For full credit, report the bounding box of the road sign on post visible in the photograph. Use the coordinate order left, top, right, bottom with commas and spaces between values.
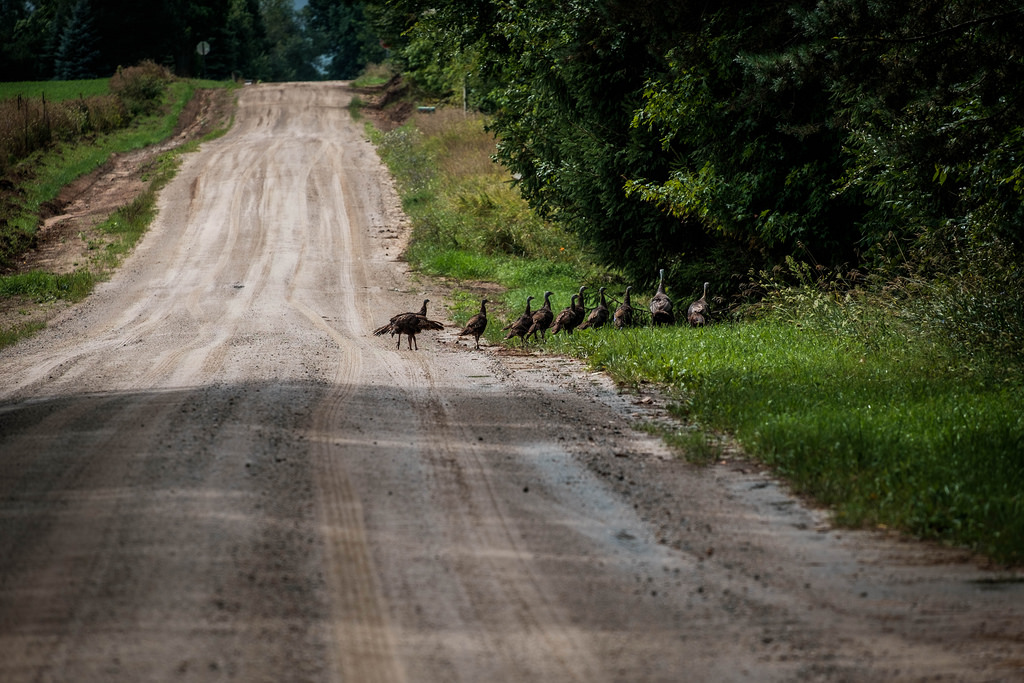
196, 41, 210, 78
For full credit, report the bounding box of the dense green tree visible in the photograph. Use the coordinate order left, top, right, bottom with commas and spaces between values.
203, 0, 267, 79
366, 0, 1024, 286
0, 0, 62, 80
0, 0, 338, 81
305, 0, 385, 79
486, 1, 686, 281
632, 0, 1024, 270
368, 0, 792, 283
54, 0, 101, 79
365, 0, 505, 108
625, 3, 860, 264
257, 0, 320, 81
794, 1, 1024, 258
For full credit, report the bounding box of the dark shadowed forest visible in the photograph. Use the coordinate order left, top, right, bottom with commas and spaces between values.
0, 0, 382, 81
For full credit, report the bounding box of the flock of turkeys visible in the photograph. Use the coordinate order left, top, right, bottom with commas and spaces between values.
374, 270, 710, 351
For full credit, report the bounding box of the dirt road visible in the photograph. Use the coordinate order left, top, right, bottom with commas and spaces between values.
1, 82, 1022, 682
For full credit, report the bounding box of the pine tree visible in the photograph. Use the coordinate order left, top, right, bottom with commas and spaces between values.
54, 0, 101, 80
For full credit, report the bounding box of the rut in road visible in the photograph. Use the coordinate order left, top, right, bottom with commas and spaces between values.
1, 82, 1022, 683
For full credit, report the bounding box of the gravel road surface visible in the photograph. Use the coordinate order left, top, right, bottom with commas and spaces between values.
1, 82, 1022, 682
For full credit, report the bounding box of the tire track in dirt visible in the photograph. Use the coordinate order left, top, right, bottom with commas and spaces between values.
403, 357, 603, 682
292, 117, 407, 681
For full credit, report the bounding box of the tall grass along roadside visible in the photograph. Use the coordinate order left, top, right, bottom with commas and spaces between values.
0, 269, 95, 303
361, 87, 1024, 563
367, 106, 611, 344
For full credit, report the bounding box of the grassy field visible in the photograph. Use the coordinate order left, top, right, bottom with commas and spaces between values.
366, 100, 1024, 563
550, 310, 1023, 558
0, 75, 227, 102
0, 78, 111, 102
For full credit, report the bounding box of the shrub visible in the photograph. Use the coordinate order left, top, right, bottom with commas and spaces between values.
83, 94, 127, 132
901, 236, 1024, 362
0, 96, 52, 167
47, 97, 125, 141
110, 61, 174, 116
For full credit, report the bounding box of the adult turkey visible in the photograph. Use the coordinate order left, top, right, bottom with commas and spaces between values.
687, 282, 710, 327
375, 298, 429, 329
649, 269, 674, 325
503, 295, 534, 345
568, 285, 587, 328
549, 294, 579, 336
458, 298, 488, 349
373, 299, 445, 350
526, 291, 555, 341
614, 286, 633, 329
578, 286, 609, 330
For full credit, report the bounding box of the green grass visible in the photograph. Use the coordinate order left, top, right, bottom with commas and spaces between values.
0, 269, 96, 349
350, 63, 394, 89
366, 93, 1024, 563
0, 320, 46, 348
548, 313, 1024, 561
0, 78, 110, 102
93, 179, 161, 269
0, 269, 96, 302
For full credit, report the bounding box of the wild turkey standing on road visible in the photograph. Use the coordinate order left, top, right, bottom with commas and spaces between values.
503, 295, 534, 345
614, 286, 633, 329
687, 282, 710, 327
650, 269, 674, 325
549, 294, 579, 336
373, 299, 445, 350
578, 287, 609, 330
458, 298, 488, 349
526, 291, 555, 341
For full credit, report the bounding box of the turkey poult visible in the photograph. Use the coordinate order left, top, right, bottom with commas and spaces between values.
650, 268, 674, 325
373, 299, 445, 350
526, 291, 555, 341
614, 286, 634, 329
458, 298, 489, 349
503, 295, 534, 345
549, 294, 579, 336
687, 281, 710, 327
578, 286, 609, 330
